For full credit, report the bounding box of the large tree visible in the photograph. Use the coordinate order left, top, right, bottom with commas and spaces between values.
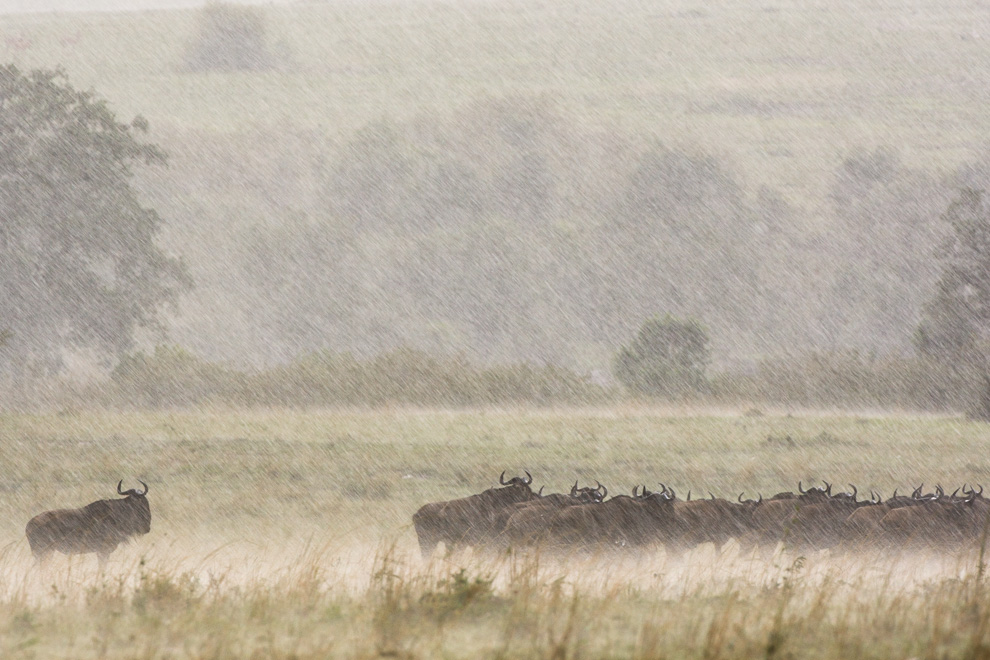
915, 188, 990, 417
0, 65, 191, 379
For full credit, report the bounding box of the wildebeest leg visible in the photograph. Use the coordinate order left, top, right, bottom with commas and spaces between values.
96, 549, 112, 572
32, 549, 53, 570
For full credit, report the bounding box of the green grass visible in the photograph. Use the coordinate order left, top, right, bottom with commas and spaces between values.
1, 408, 990, 657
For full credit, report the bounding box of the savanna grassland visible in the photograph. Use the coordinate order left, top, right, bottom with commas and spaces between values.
3, 408, 990, 658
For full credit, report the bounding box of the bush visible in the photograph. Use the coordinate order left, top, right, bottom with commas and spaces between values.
613, 315, 711, 398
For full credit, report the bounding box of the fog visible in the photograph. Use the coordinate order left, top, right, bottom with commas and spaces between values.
2, 0, 990, 408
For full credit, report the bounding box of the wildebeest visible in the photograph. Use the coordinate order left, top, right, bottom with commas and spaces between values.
412, 471, 538, 557
25, 480, 151, 568
542, 487, 683, 552
877, 486, 990, 549
496, 482, 610, 550
671, 491, 762, 552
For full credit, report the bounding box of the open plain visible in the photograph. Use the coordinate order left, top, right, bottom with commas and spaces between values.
1, 408, 990, 658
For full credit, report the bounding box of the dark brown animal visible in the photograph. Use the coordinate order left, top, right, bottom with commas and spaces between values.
671, 492, 761, 552
543, 489, 683, 552
25, 481, 151, 569
494, 482, 605, 550
739, 482, 834, 553
412, 471, 538, 557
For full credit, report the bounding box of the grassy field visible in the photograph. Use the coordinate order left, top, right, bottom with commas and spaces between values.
2, 407, 990, 657
0, 0, 989, 203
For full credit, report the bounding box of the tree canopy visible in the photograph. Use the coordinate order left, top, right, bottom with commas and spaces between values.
613, 315, 711, 398
0, 65, 191, 378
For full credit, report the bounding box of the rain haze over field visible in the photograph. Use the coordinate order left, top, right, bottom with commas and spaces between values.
4, 0, 990, 657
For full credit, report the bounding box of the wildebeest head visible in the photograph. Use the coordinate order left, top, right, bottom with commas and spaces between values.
499, 471, 533, 488
116, 480, 152, 535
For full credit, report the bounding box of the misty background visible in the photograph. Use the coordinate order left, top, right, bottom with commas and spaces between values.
2, 0, 990, 406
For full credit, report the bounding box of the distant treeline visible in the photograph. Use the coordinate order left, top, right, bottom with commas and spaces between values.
27, 345, 970, 413
98, 345, 611, 409
145, 99, 990, 375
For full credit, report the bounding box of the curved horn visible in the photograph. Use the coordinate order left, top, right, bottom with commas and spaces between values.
500, 471, 508, 485
798, 481, 806, 494
739, 492, 745, 503
667, 486, 676, 500
686, 489, 691, 501
524, 471, 532, 485
757, 493, 763, 504
632, 485, 640, 498
824, 481, 832, 495
709, 491, 716, 501
952, 488, 960, 499
848, 484, 857, 501
599, 484, 608, 499
137, 480, 148, 496
913, 484, 923, 499
538, 485, 544, 496
936, 484, 944, 499
892, 488, 898, 499
658, 482, 667, 496
117, 480, 125, 495
571, 481, 578, 497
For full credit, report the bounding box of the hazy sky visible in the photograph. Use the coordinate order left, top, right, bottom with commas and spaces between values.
0, 0, 293, 14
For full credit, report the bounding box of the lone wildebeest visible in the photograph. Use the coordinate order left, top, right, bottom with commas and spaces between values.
25, 480, 151, 569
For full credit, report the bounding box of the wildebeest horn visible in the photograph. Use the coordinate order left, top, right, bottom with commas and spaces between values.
980, 485, 985, 497
524, 471, 532, 485
571, 481, 579, 497
739, 492, 745, 503
500, 471, 508, 485
137, 480, 148, 495
758, 493, 763, 504
798, 481, 806, 494
667, 486, 676, 500
913, 484, 923, 499
117, 480, 125, 495
952, 488, 960, 499
538, 485, 544, 496
632, 485, 640, 498
848, 484, 857, 501
658, 482, 667, 495
824, 481, 832, 495
709, 491, 716, 501
936, 484, 944, 499
871, 490, 880, 504
686, 490, 691, 501
892, 488, 898, 498
596, 482, 607, 499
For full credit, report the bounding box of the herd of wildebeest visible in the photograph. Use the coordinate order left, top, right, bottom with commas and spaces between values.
412, 472, 990, 558
19, 471, 990, 569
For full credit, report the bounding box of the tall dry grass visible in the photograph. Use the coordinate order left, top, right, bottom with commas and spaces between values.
2, 537, 990, 658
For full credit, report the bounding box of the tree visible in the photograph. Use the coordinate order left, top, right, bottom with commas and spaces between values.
0, 65, 192, 379
183, 3, 278, 73
613, 315, 711, 398
915, 189, 990, 418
